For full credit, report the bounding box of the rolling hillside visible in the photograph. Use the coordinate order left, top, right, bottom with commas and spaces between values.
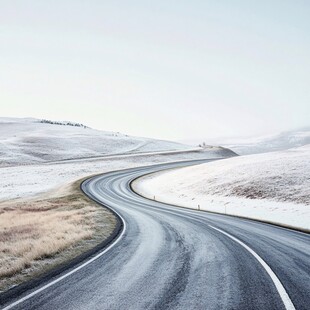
0, 118, 195, 166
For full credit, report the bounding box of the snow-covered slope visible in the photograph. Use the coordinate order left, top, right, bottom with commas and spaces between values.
0, 118, 195, 166
186, 128, 310, 155
224, 128, 310, 155
198, 145, 237, 157
133, 145, 310, 231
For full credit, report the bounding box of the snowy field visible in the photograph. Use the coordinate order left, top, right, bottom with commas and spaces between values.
0, 149, 234, 202
0, 118, 195, 167
133, 145, 310, 231
0, 118, 235, 202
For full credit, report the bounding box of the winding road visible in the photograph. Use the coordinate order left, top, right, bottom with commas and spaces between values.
2, 160, 310, 310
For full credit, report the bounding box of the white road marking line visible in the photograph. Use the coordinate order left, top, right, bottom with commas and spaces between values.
209, 225, 296, 310
2, 210, 127, 310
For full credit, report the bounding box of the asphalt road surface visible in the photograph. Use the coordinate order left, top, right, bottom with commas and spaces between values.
2, 160, 310, 310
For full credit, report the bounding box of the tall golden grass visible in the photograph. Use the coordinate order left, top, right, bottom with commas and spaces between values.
0, 180, 116, 291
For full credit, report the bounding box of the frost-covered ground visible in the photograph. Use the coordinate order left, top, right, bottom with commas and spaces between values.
0, 148, 233, 202
0, 117, 195, 167
133, 145, 310, 231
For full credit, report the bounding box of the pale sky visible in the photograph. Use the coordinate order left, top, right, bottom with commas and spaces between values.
1, 1, 309, 140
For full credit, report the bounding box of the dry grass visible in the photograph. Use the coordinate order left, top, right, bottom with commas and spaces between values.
0, 179, 116, 292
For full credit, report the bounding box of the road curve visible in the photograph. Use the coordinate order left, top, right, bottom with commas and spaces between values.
2, 160, 310, 310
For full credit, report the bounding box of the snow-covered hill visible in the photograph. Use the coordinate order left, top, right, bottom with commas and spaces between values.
0, 118, 195, 166
133, 145, 310, 231
224, 128, 310, 155
185, 128, 310, 155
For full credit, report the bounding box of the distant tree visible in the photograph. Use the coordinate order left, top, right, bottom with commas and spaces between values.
39, 119, 88, 128
198, 142, 207, 148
